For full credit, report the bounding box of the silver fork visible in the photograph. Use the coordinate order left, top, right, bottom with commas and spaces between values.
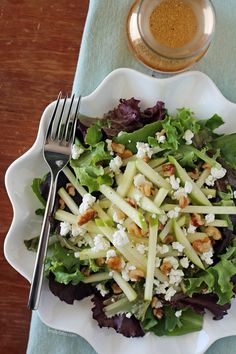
28, 92, 81, 310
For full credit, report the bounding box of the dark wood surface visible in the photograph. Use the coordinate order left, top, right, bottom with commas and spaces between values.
0, 1, 88, 353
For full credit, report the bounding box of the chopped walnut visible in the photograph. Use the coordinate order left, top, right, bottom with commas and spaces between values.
163, 234, 174, 244
162, 163, 175, 177
96, 258, 105, 266
128, 268, 145, 281
81, 267, 90, 277
191, 213, 204, 227
111, 142, 125, 154
59, 198, 65, 210
139, 183, 155, 197
151, 296, 158, 308
188, 169, 200, 180
111, 283, 123, 294
114, 207, 126, 221
118, 149, 133, 159
158, 222, 164, 231
77, 208, 97, 226
179, 195, 190, 209
142, 156, 150, 163
126, 198, 137, 208
153, 308, 164, 320
160, 261, 172, 275
107, 256, 123, 271
202, 162, 211, 170
66, 183, 76, 196
192, 237, 211, 253
127, 223, 142, 237
205, 226, 222, 240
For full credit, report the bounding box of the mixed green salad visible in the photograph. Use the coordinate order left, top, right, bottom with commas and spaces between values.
26, 98, 236, 338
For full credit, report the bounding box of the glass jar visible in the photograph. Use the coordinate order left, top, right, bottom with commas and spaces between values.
126, 0, 216, 73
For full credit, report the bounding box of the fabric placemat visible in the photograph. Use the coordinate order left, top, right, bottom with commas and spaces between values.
27, 1, 236, 353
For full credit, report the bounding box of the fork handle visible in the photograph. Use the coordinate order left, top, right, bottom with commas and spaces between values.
28, 171, 59, 310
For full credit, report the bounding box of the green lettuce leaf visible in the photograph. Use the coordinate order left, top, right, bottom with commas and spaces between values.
85, 122, 103, 146
212, 133, 236, 170
142, 307, 203, 336
31, 177, 46, 207
45, 242, 84, 285
186, 241, 236, 305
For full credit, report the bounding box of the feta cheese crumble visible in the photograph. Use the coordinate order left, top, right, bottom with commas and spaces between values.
205, 213, 215, 224
159, 213, 168, 225
180, 257, 189, 268
183, 130, 194, 145
136, 142, 153, 159
205, 166, 227, 186
79, 193, 96, 213
113, 210, 125, 224
134, 174, 151, 188
200, 248, 214, 265
136, 243, 147, 255
175, 310, 182, 318
60, 221, 71, 236
92, 234, 110, 252
156, 132, 166, 144
71, 224, 86, 237
74, 251, 80, 258
187, 224, 197, 234
184, 181, 193, 194
109, 156, 123, 174
106, 249, 116, 260
163, 256, 179, 270
156, 244, 169, 254
172, 241, 185, 253
106, 139, 114, 155
71, 144, 84, 159
169, 175, 181, 190
96, 283, 109, 297
112, 226, 129, 247
156, 257, 162, 268
169, 269, 184, 285
164, 287, 177, 301
167, 207, 181, 219
126, 312, 132, 318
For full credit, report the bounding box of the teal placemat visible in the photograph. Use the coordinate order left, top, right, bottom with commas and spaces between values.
27, 1, 236, 353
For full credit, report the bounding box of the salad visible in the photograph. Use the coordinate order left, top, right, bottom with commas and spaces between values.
26, 98, 236, 338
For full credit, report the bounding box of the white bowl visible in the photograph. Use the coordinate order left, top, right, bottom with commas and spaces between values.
4, 68, 236, 354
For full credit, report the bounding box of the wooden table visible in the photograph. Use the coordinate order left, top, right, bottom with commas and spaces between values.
0, 1, 88, 353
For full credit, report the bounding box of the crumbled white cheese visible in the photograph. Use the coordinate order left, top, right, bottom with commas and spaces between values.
175, 310, 182, 318
156, 133, 166, 144
164, 287, 177, 301
136, 243, 146, 255
169, 269, 184, 285
60, 221, 71, 236
155, 282, 169, 295
172, 241, 185, 253
180, 257, 189, 268
121, 263, 136, 281
128, 139, 131, 143
109, 156, 123, 174
112, 227, 129, 247
200, 248, 214, 265
132, 188, 143, 203
155, 300, 163, 308
106, 139, 114, 155
126, 312, 132, 318
205, 174, 215, 187
156, 244, 169, 254
167, 207, 181, 219
156, 257, 162, 268
96, 283, 109, 297
134, 174, 151, 188
79, 193, 96, 213
183, 130, 194, 145
106, 249, 116, 260
173, 188, 186, 200
136, 142, 153, 159
118, 131, 125, 137
159, 213, 168, 225
191, 264, 195, 269
71, 144, 84, 159
187, 224, 197, 234
205, 213, 215, 224
109, 270, 114, 277
164, 256, 179, 270
74, 251, 80, 258
71, 224, 86, 237
211, 166, 227, 179
169, 175, 181, 190
92, 234, 110, 252
184, 181, 193, 194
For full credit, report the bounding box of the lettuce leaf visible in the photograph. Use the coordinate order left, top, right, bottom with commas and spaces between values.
186, 241, 236, 305
212, 133, 236, 170
71, 141, 113, 192
85, 122, 103, 146
45, 242, 84, 285
31, 177, 46, 207
142, 307, 203, 336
